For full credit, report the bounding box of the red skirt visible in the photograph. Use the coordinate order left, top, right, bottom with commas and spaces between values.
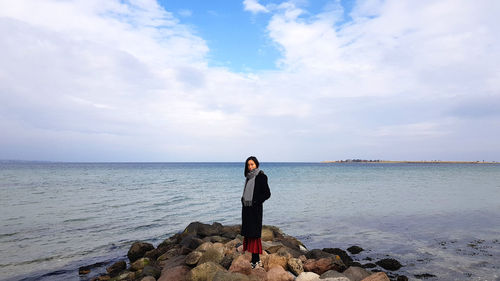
243, 237, 262, 254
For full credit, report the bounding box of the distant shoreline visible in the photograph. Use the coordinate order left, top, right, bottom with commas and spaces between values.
321, 160, 500, 164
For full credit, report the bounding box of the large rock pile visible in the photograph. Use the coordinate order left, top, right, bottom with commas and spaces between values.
85, 222, 408, 281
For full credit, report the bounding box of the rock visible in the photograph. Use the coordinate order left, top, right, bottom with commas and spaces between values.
321, 278, 350, 281
262, 241, 284, 253
180, 234, 204, 251
306, 249, 334, 260
296, 271, 320, 281
106, 260, 126, 277
79, 261, 107, 275
322, 248, 353, 267
347, 246, 364, 255
221, 225, 240, 239
112, 271, 135, 281
183, 222, 224, 238
229, 254, 252, 275
262, 253, 288, 271
250, 267, 267, 281
141, 264, 162, 279
220, 254, 234, 270
413, 273, 436, 278
396, 275, 409, 281
128, 242, 155, 263
198, 247, 224, 265
261, 227, 274, 241
213, 271, 250, 281
361, 263, 376, 269
320, 270, 348, 279
360, 272, 390, 281
287, 257, 303, 276
130, 257, 151, 271
303, 258, 345, 275
186, 251, 203, 265
158, 247, 180, 261
278, 235, 307, 252
342, 266, 372, 281
145, 248, 162, 261
203, 236, 230, 244
187, 261, 225, 281
158, 265, 190, 281
266, 265, 294, 281
158, 255, 187, 271
375, 258, 402, 271
140, 276, 156, 281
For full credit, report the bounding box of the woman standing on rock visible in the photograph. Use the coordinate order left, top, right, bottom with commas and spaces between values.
241, 156, 271, 269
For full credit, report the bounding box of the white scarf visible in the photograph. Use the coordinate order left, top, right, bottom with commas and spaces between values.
242, 168, 260, 207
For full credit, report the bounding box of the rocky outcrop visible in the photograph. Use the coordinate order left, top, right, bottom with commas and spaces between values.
83, 222, 411, 281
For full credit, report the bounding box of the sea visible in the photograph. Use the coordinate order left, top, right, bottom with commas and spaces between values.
0, 162, 499, 281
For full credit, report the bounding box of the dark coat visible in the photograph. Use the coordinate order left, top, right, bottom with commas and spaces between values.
241, 171, 271, 238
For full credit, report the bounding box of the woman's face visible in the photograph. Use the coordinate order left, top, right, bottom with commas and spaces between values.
247, 160, 257, 171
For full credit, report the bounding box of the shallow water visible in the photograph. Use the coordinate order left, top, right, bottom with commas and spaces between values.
0, 162, 499, 280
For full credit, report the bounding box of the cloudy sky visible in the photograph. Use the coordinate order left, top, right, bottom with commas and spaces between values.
1, 0, 499, 162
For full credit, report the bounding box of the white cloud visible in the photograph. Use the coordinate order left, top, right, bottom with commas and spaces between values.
1, 0, 499, 161
243, 0, 269, 14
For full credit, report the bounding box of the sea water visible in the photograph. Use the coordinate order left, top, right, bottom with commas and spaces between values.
0, 162, 499, 280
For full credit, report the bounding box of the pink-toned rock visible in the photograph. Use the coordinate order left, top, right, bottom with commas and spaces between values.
158, 255, 187, 271
360, 272, 391, 281
262, 253, 288, 271
249, 267, 267, 281
266, 266, 294, 281
158, 265, 190, 281
141, 276, 156, 281
298, 255, 307, 262
295, 271, 320, 281
303, 258, 335, 275
229, 254, 252, 275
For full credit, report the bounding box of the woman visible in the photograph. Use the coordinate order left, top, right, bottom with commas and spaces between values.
241, 156, 271, 269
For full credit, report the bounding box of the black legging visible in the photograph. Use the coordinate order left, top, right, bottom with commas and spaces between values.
251, 253, 260, 263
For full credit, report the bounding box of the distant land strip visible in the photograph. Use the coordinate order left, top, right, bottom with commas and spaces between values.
321, 160, 500, 164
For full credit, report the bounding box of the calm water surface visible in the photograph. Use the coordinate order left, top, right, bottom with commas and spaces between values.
0, 162, 499, 280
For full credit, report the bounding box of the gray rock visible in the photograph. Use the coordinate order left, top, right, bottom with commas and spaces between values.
320, 270, 348, 279
141, 264, 161, 279
197, 248, 224, 265
342, 266, 371, 281
185, 251, 203, 265
322, 248, 353, 267
306, 249, 335, 260
346, 246, 364, 255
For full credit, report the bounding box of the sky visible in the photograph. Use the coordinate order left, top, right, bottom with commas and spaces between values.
0, 0, 499, 162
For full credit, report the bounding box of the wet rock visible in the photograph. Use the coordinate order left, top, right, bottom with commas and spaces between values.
106, 260, 126, 277
79, 261, 107, 275
347, 246, 364, 255
375, 258, 402, 271
187, 261, 225, 281
186, 251, 203, 265
342, 266, 371, 281
128, 242, 155, 263
130, 257, 151, 271
306, 249, 334, 260
296, 271, 320, 281
322, 248, 353, 267
360, 272, 390, 281
361, 263, 376, 269
158, 265, 190, 281
413, 273, 436, 279
287, 257, 304, 276
266, 265, 294, 281
396, 275, 409, 281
